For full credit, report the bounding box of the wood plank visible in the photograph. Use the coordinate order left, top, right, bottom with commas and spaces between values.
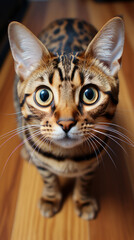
0, 59, 23, 239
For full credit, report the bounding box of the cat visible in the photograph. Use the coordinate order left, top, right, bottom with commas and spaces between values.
8, 17, 124, 220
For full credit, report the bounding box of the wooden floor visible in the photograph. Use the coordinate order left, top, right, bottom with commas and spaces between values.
0, 0, 134, 239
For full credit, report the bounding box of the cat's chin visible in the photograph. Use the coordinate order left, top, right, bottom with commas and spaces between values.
53, 137, 83, 149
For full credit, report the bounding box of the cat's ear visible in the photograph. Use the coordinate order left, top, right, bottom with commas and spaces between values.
85, 17, 124, 76
8, 22, 50, 79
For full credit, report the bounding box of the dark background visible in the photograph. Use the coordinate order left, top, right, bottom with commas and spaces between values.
0, 0, 28, 68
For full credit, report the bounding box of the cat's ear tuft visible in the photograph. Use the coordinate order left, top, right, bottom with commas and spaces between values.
8, 22, 50, 79
85, 17, 125, 76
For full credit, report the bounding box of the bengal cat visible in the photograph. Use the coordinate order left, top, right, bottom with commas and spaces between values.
8, 17, 124, 220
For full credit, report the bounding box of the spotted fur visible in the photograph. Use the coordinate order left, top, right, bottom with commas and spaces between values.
8, 17, 124, 220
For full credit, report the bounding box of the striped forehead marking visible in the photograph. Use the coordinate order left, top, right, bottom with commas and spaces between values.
51, 54, 83, 83
49, 72, 54, 84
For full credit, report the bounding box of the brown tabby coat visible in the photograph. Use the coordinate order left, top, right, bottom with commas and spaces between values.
8, 17, 124, 220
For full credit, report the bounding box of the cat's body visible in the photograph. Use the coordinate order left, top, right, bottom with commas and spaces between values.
8, 17, 124, 220
39, 19, 97, 54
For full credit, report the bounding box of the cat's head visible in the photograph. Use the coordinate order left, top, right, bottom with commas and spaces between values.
8, 17, 124, 149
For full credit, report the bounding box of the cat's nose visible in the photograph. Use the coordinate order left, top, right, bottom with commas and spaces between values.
57, 118, 76, 133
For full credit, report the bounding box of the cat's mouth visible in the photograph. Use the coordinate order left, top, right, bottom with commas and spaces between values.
53, 136, 83, 149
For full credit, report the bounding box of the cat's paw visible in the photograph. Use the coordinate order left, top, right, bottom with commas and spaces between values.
38, 195, 62, 218
74, 198, 98, 220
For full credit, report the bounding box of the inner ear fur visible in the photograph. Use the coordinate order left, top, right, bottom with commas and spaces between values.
85, 17, 125, 77
8, 21, 50, 80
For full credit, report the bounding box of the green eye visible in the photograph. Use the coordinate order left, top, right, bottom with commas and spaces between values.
82, 86, 99, 105
34, 87, 53, 107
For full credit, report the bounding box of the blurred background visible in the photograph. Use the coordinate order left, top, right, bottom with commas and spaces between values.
0, 1, 134, 240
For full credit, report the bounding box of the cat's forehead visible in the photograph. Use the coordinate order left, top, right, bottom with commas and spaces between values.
45, 53, 80, 86
52, 54, 108, 87
48, 53, 87, 90
56, 53, 79, 79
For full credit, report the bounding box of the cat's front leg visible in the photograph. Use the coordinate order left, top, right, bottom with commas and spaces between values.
73, 172, 98, 220
37, 167, 62, 218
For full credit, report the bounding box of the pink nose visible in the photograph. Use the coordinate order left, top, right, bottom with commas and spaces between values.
57, 119, 76, 133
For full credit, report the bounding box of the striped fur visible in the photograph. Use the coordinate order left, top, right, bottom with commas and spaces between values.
8, 17, 124, 220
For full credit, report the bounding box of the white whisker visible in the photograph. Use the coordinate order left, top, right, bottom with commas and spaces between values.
1, 111, 22, 116
90, 132, 117, 168
95, 124, 134, 147
97, 121, 131, 133
0, 124, 40, 140
92, 128, 128, 155
0, 131, 40, 179
86, 136, 100, 166
0, 126, 40, 149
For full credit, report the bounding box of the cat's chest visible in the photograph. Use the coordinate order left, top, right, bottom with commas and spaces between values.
39, 19, 97, 55
29, 146, 98, 177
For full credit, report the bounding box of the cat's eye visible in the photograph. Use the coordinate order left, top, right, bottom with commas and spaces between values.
81, 86, 99, 105
34, 87, 53, 107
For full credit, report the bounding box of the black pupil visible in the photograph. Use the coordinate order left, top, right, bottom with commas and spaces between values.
40, 89, 49, 102
85, 88, 95, 100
